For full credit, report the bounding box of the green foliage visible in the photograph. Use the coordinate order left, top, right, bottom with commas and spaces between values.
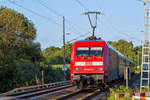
115, 86, 132, 93
0, 59, 40, 92
51, 64, 70, 69
108, 40, 135, 61
0, 7, 42, 65
42, 43, 73, 65
65, 43, 73, 63
0, 6, 71, 92
43, 67, 70, 83
0, 7, 42, 92
133, 46, 142, 70
108, 40, 142, 69
15, 61, 40, 85
108, 86, 132, 100
44, 67, 63, 82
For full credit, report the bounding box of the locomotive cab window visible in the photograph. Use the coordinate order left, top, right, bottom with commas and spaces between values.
90, 47, 103, 57
76, 47, 89, 56
76, 47, 103, 57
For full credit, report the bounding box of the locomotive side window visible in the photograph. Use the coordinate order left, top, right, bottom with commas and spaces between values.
76, 47, 89, 56
76, 47, 103, 57
90, 47, 103, 57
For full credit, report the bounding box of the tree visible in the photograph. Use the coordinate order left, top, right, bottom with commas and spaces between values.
0, 7, 42, 92
134, 46, 142, 67
65, 43, 73, 63
108, 39, 143, 69
108, 40, 135, 62
42, 43, 73, 65
42, 46, 62, 64
0, 7, 42, 65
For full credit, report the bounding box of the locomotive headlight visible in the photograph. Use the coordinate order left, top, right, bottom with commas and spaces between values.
96, 67, 100, 70
74, 67, 80, 71
96, 67, 103, 71
78, 68, 80, 71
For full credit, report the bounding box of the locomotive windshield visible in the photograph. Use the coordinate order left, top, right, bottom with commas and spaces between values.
76, 47, 103, 57
76, 47, 89, 56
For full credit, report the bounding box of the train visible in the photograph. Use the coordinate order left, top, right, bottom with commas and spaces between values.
70, 37, 134, 89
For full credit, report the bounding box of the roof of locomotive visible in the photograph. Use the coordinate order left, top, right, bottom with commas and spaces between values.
76, 39, 105, 42
75, 39, 133, 64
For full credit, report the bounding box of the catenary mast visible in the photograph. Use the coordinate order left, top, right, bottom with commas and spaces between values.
140, 0, 150, 92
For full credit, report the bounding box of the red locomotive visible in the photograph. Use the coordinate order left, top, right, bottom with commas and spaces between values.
70, 38, 133, 88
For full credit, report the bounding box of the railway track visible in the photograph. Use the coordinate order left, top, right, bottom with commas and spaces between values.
11, 84, 73, 99
55, 88, 109, 100
56, 89, 84, 100
54, 79, 124, 100
80, 89, 108, 100
1, 85, 110, 100
4, 79, 124, 100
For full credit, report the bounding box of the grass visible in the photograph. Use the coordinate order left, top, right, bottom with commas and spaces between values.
51, 64, 70, 69
12, 88, 36, 95
108, 85, 150, 100
108, 85, 133, 100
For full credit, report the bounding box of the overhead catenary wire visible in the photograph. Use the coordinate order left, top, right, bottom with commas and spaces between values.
75, 0, 119, 40
37, 0, 93, 40
36, 0, 83, 35
8, 0, 68, 47
95, 0, 142, 43
36, 0, 62, 17
95, 0, 103, 11
103, 14, 142, 42
67, 32, 90, 43
75, 0, 89, 11
8, 0, 61, 26
10, 0, 141, 43
76, 0, 141, 43
8, 0, 80, 37
100, 20, 122, 39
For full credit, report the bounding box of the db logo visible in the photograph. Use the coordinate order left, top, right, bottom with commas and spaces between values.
84, 68, 94, 71
85, 62, 92, 66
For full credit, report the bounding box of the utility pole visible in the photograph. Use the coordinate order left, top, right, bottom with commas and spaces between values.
140, 0, 150, 92
138, 50, 140, 69
124, 67, 129, 89
84, 11, 101, 37
41, 70, 44, 85
126, 67, 129, 89
62, 16, 67, 81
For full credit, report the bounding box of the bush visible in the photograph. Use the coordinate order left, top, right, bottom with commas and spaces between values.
43, 66, 70, 83
0, 60, 40, 92
108, 86, 132, 100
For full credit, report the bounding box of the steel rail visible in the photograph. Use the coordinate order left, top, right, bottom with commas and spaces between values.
0, 80, 70, 97
16, 84, 73, 99
56, 90, 84, 100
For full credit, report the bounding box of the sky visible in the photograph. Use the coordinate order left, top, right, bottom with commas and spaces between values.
0, 0, 144, 49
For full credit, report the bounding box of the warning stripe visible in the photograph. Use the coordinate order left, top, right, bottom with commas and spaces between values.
116, 92, 150, 99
